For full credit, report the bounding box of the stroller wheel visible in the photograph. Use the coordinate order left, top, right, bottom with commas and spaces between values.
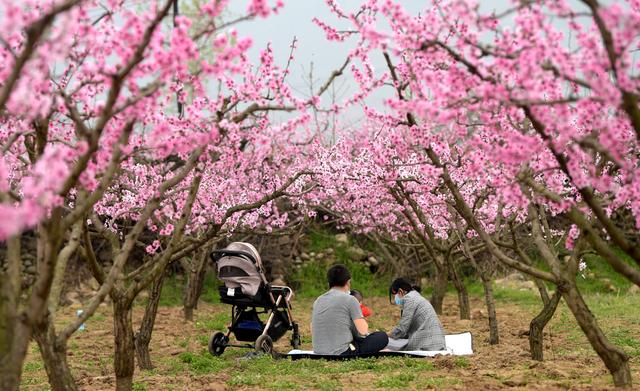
255, 334, 273, 354
208, 331, 227, 356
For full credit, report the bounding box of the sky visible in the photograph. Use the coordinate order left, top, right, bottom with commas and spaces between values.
175, 0, 625, 133
98, 0, 623, 128
225, 1, 427, 126
221, 0, 600, 128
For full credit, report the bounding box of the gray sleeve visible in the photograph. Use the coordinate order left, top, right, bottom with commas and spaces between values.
390, 298, 416, 338
347, 296, 364, 321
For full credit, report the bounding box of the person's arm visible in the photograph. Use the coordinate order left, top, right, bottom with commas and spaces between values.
389, 298, 416, 339
353, 318, 369, 335
348, 296, 368, 336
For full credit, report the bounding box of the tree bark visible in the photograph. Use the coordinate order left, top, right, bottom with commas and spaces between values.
561, 281, 631, 387
455, 227, 499, 344
183, 247, 209, 321
448, 262, 470, 320
113, 298, 135, 391
0, 235, 22, 391
533, 278, 550, 306
135, 272, 166, 370
372, 235, 402, 275
0, 322, 32, 391
48, 217, 84, 314
529, 291, 561, 361
33, 318, 78, 391
480, 274, 499, 345
2, 219, 65, 391
430, 266, 448, 315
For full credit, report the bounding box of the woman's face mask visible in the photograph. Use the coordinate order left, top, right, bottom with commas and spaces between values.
394, 294, 404, 306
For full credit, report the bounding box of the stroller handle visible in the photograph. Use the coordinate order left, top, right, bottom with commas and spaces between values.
210, 249, 258, 264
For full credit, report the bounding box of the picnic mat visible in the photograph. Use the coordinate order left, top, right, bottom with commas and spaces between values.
287, 332, 473, 360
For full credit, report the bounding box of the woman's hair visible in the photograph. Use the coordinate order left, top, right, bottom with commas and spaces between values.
389, 278, 421, 303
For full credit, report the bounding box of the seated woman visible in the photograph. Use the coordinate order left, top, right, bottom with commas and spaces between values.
388, 278, 446, 351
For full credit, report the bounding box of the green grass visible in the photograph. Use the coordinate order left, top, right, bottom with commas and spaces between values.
195, 311, 228, 332
157, 272, 220, 307
479, 278, 640, 361
228, 372, 264, 386
157, 276, 184, 307
162, 273, 221, 306
454, 356, 470, 368
177, 350, 230, 374
419, 376, 461, 387
23, 361, 44, 372
199, 274, 222, 304
548, 293, 640, 359
375, 373, 415, 388
607, 329, 640, 358
132, 382, 147, 391
176, 336, 190, 348
291, 227, 391, 298
462, 247, 639, 312
224, 355, 435, 390
462, 259, 640, 362
525, 247, 635, 295
576, 249, 635, 294
87, 313, 107, 323
292, 261, 390, 299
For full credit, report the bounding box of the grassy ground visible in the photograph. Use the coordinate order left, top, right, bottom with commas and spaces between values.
18, 230, 640, 390
289, 228, 391, 299
20, 282, 640, 390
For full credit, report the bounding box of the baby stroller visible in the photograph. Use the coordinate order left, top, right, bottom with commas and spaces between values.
207, 242, 300, 356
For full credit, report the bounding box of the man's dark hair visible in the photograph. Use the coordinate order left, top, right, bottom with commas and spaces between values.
327, 264, 351, 288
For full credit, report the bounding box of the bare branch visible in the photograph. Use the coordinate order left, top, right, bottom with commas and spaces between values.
315, 58, 350, 98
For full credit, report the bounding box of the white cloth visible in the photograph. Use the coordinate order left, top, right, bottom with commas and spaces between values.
288, 332, 473, 357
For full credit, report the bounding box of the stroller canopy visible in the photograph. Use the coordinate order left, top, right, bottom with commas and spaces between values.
215, 242, 266, 297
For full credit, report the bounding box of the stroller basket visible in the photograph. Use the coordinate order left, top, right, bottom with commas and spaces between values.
207, 242, 300, 356
232, 311, 265, 342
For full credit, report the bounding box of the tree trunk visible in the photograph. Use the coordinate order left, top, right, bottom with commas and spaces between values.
0, 235, 27, 391
449, 262, 470, 320
183, 299, 195, 322
430, 267, 448, 315
480, 275, 499, 345
183, 248, 209, 321
373, 236, 402, 275
135, 272, 166, 370
5, 218, 66, 391
0, 321, 31, 391
529, 291, 561, 361
33, 319, 78, 391
113, 298, 135, 391
533, 278, 550, 306
561, 281, 631, 387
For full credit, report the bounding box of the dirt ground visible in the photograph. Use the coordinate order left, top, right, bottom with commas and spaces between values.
20, 294, 640, 390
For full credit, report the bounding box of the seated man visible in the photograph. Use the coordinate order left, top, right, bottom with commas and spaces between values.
311, 264, 388, 355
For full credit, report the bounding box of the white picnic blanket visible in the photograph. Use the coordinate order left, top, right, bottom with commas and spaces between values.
287, 332, 473, 357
